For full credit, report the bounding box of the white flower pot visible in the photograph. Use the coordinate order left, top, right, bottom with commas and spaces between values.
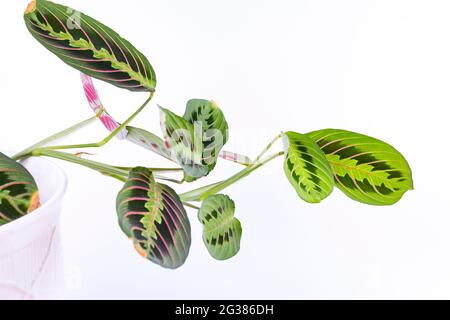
0, 155, 67, 299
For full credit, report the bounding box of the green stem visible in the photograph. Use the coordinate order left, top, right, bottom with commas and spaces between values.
32, 149, 129, 180
182, 202, 200, 210
254, 134, 282, 163
219, 151, 252, 166
101, 173, 127, 182
38, 93, 154, 152
12, 116, 97, 160
30, 149, 186, 184
113, 166, 183, 173
180, 151, 284, 202
154, 175, 185, 184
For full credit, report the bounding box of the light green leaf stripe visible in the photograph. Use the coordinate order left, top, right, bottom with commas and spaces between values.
198, 194, 242, 261
0, 153, 40, 225
116, 167, 191, 269
183, 99, 229, 173
283, 131, 334, 204
159, 100, 229, 182
306, 129, 413, 206
24, 0, 156, 92
159, 106, 208, 180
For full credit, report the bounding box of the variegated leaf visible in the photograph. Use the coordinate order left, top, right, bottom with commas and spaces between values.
116, 167, 191, 269
283, 131, 334, 203
0, 153, 40, 225
306, 129, 413, 205
24, 0, 156, 92
160, 100, 229, 182
183, 99, 229, 172
198, 194, 242, 260
159, 106, 208, 181
126, 126, 172, 161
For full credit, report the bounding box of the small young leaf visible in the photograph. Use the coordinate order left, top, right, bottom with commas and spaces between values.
116, 167, 191, 269
160, 100, 229, 182
306, 129, 413, 206
159, 106, 206, 181
282, 131, 334, 203
198, 194, 242, 261
0, 153, 40, 224
24, 0, 156, 92
183, 99, 229, 173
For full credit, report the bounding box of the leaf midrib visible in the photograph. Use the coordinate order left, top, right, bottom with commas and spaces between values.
34, 14, 150, 89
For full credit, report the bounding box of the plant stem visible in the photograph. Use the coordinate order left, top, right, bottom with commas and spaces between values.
180, 151, 284, 202
32, 149, 129, 180
182, 201, 200, 210
179, 181, 225, 202
253, 133, 282, 163
31, 149, 188, 184
154, 175, 185, 184
113, 166, 183, 173
219, 151, 252, 166
12, 116, 97, 160
37, 93, 154, 152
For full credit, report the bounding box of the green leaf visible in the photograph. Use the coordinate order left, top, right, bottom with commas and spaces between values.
116, 167, 191, 269
24, 0, 156, 92
183, 99, 229, 172
160, 100, 229, 182
198, 194, 242, 260
306, 129, 413, 206
282, 131, 334, 203
159, 106, 206, 181
126, 126, 172, 161
0, 153, 40, 225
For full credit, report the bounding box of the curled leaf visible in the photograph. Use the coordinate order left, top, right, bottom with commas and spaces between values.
198, 194, 242, 260
116, 167, 191, 269
0, 153, 40, 225
81, 74, 128, 139
306, 129, 413, 205
283, 131, 334, 203
183, 99, 229, 172
160, 100, 229, 182
159, 106, 202, 180
24, 0, 156, 92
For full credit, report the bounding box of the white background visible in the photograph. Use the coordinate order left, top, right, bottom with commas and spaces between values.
1, 0, 450, 299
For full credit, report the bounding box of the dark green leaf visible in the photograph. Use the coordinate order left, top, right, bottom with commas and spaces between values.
198, 194, 242, 260
283, 131, 334, 203
306, 129, 413, 205
183, 99, 229, 172
116, 167, 191, 269
24, 0, 156, 92
0, 153, 40, 224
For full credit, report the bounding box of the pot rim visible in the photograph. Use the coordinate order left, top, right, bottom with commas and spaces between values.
0, 156, 67, 235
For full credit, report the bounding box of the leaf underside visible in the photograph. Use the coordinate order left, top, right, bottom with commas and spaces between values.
126, 126, 172, 161
306, 129, 413, 206
116, 167, 191, 269
283, 131, 334, 203
0, 153, 40, 225
198, 194, 242, 260
24, 0, 156, 92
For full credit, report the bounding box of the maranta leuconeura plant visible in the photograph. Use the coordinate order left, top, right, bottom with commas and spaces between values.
0, 0, 413, 268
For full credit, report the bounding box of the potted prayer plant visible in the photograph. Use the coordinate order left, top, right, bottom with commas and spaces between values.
1, 0, 414, 290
